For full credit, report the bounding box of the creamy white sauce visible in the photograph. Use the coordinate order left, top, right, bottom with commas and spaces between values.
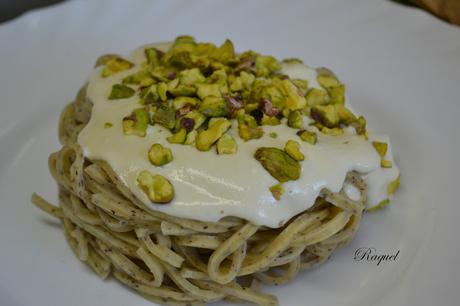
78, 44, 399, 227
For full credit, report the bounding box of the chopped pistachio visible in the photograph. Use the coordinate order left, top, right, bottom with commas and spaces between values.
297, 130, 317, 144
316, 67, 340, 89
352, 116, 367, 135
327, 84, 345, 105
94, 54, 119, 67
321, 126, 344, 136
381, 159, 393, 168
145, 47, 162, 66
169, 84, 196, 97
229, 71, 255, 91
212, 39, 235, 63
140, 84, 160, 105
258, 84, 286, 109
122, 108, 149, 137
367, 199, 390, 212
269, 132, 278, 138
183, 111, 206, 130
269, 183, 285, 200
152, 107, 176, 130
387, 176, 400, 195
311, 104, 340, 128
291, 79, 309, 92
279, 79, 307, 110
167, 128, 187, 144
184, 130, 197, 145
261, 115, 281, 126
108, 84, 135, 100
101, 57, 134, 77
372, 141, 388, 158
254, 147, 300, 182
255, 55, 281, 77
198, 96, 229, 117
282, 58, 303, 64
173, 97, 200, 110
137, 171, 174, 203
305, 88, 329, 106
122, 70, 154, 87
216, 134, 237, 154
157, 82, 169, 101
196, 118, 231, 151
284, 140, 304, 161
148, 144, 173, 166
238, 114, 264, 141
179, 68, 206, 85
196, 83, 221, 99
335, 104, 356, 124
372, 141, 392, 168
287, 110, 304, 129
104, 122, 113, 129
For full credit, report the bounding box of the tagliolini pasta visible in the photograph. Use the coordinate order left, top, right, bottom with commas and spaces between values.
32, 37, 400, 306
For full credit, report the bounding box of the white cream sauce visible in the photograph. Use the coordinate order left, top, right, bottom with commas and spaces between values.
78, 44, 399, 228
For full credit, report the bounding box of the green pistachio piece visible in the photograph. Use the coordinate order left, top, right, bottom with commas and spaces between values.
148, 144, 173, 166
122, 108, 149, 137
179, 68, 206, 85
327, 84, 345, 105
372, 141, 388, 158
157, 82, 169, 101
387, 176, 400, 195
144, 47, 162, 66
216, 134, 237, 154
196, 83, 221, 99
184, 130, 198, 145
287, 110, 304, 129
173, 97, 200, 110
279, 79, 307, 110
238, 114, 264, 141
284, 140, 304, 161
101, 57, 134, 77
261, 115, 281, 126
137, 171, 174, 204
95, 54, 119, 67
291, 79, 309, 92
167, 128, 187, 144
321, 126, 344, 136
282, 58, 303, 64
196, 119, 231, 151
352, 116, 367, 135
255, 55, 281, 77
150, 66, 177, 82
198, 96, 229, 117
311, 104, 340, 128
254, 147, 300, 182
169, 84, 197, 97
305, 88, 329, 106
335, 104, 356, 124
122, 70, 154, 87
316, 67, 340, 89
104, 122, 113, 129
208, 69, 229, 94
108, 84, 135, 100
367, 199, 390, 212
152, 107, 176, 130
297, 130, 317, 144
140, 84, 160, 105
251, 83, 286, 109
212, 39, 235, 63
372, 141, 392, 168
269, 183, 285, 200
229, 71, 255, 91
269, 132, 278, 138
183, 111, 206, 130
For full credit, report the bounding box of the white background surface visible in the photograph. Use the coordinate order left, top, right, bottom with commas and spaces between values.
0, 0, 459, 305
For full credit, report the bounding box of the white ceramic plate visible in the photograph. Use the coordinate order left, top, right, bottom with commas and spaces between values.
1, 1, 459, 305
